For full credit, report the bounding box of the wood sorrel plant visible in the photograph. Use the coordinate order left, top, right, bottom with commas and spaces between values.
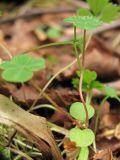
0, 0, 119, 159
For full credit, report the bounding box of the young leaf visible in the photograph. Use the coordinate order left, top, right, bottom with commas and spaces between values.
100, 3, 120, 22
83, 69, 97, 84
78, 147, 89, 160
87, 0, 109, 15
91, 81, 104, 90
69, 102, 95, 122
64, 16, 102, 30
69, 128, 95, 147
77, 8, 92, 16
0, 54, 45, 83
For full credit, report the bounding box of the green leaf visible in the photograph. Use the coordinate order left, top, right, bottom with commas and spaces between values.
77, 8, 92, 16
105, 86, 120, 101
83, 69, 97, 84
87, 0, 109, 15
69, 128, 95, 147
0, 147, 11, 160
100, 3, 120, 22
78, 147, 89, 160
72, 78, 79, 89
91, 81, 104, 90
64, 16, 102, 30
0, 54, 45, 83
69, 102, 95, 122
2, 68, 33, 83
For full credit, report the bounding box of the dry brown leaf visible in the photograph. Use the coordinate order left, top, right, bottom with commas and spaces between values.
0, 94, 62, 160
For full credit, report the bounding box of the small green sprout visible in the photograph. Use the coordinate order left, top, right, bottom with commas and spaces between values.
0, 54, 45, 83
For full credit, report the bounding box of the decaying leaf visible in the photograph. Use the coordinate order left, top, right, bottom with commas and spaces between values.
0, 94, 62, 160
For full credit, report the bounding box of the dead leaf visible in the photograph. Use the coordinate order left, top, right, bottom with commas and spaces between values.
0, 94, 62, 160
94, 149, 113, 160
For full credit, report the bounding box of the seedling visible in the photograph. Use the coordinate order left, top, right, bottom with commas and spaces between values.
0, 0, 119, 159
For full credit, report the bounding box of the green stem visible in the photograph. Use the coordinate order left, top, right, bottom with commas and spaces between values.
73, 26, 81, 69
30, 104, 56, 112
86, 92, 92, 105
48, 122, 69, 136
22, 41, 73, 54
94, 96, 109, 134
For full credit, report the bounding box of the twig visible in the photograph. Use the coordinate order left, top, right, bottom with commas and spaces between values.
67, 0, 89, 9
0, 7, 76, 24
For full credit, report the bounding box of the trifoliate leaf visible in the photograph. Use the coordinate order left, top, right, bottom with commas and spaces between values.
78, 147, 89, 160
100, 3, 120, 22
69, 102, 95, 122
64, 16, 102, 30
87, 0, 109, 15
105, 86, 120, 101
69, 128, 95, 147
83, 69, 97, 84
77, 8, 92, 16
0, 54, 45, 83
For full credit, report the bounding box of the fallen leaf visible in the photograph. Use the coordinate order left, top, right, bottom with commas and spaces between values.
0, 94, 62, 160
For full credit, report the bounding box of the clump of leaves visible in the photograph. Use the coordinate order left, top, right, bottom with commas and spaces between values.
0, 54, 45, 83
72, 69, 104, 92
78, 0, 120, 22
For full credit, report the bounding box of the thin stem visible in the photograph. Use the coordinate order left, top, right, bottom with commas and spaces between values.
74, 26, 77, 40
48, 122, 69, 135
22, 41, 73, 54
73, 26, 81, 69
21, 83, 28, 106
79, 29, 88, 126
81, 30, 87, 67
94, 96, 108, 134
29, 57, 80, 110
0, 43, 12, 59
